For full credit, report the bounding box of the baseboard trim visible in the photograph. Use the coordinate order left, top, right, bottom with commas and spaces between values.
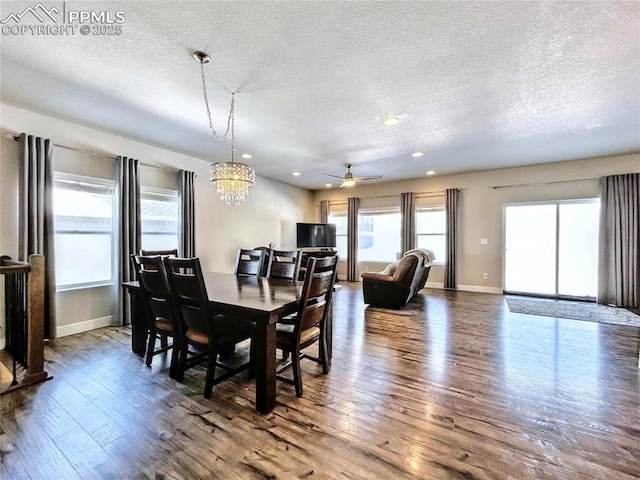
423, 282, 502, 295
458, 284, 503, 294
56, 315, 114, 338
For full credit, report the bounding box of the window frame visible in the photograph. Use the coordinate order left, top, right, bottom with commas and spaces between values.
415, 205, 446, 265
357, 206, 402, 263
328, 211, 348, 259
53, 172, 116, 291
140, 185, 180, 253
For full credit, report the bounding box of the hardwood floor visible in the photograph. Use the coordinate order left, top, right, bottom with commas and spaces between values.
1, 284, 639, 479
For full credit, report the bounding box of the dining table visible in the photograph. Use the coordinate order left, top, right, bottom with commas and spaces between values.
122, 272, 334, 414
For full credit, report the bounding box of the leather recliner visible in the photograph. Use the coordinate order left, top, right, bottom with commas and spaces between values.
361, 252, 432, 308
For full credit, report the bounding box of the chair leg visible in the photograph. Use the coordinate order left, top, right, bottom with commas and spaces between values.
204, 347, 218, 398
248, 338, 255, 380
160, 335, 168, 350
292, 349, 303, 397
319, 321, 329, 374
169, 335, 179, 379
145, 328, 157, 368
176, 339, 189, 382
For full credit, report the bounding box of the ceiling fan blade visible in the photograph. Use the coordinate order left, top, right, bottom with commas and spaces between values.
352, 175, 384, 181
323, 173, 345, 179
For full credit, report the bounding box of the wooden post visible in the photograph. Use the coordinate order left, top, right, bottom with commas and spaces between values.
23, 254, 48, 385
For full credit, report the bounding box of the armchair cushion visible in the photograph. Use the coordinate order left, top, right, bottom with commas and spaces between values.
380, 263, 397, 275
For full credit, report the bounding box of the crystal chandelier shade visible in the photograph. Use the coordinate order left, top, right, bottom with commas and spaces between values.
194, 50, 255, 206
209, 161, 255, 206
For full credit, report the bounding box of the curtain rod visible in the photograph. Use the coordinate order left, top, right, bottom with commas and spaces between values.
321, 189, 450, 207
490, 178, 598, 190
7, 133, 182, 174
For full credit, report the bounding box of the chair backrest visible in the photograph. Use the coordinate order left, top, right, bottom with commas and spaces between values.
163, 257, 210, 335
294, 256, 338, 335
130, 254, 176, 328
137, 249, 179, 272
253, 246, 272, 276
266, 249, 302, 281
392, 254, 420, 286
234, 248, 267, 276
140, 249, 179, 257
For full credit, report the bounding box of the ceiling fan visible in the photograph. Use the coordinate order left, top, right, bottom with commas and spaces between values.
323, 164, 383, 187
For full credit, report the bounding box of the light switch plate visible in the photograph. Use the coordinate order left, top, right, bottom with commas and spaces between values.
480, 238, 488, 245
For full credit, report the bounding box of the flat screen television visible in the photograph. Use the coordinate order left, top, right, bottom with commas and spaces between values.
296, 222, 337, 248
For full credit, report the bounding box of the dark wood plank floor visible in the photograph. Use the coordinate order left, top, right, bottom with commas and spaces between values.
1, 284, 639, 479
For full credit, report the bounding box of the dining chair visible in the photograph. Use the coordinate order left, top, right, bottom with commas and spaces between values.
130, 254, 179, 378
266, 249, 302, 281
163, 256, 254, 398
234, 248, 267, 276
275, 255, 338, 397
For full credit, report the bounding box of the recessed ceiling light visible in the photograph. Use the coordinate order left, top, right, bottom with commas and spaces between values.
325, 183, 332, 188
383, 116, 400, 126
292, 172, 300, 176
426, 170, 435, 175
411, 152, 423, 158
241, 153, 252, 159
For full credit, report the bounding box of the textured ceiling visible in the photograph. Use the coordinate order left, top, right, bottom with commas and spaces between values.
1, 1, 638, 190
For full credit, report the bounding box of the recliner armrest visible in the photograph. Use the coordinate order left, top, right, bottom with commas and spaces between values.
360, 272, 395, 282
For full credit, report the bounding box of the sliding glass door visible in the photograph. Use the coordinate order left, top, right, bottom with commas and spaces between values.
504, 200, 599, 299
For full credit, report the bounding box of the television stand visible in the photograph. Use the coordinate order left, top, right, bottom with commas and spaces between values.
298, 249, 338, 281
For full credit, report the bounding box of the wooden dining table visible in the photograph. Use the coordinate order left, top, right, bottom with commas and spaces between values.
123, 272, 332, 414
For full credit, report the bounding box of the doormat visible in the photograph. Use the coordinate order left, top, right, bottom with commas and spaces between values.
505, 297, 640, 327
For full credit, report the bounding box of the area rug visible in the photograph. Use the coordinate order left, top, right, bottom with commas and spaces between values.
0, 361, 13, 392
505, 297, 640, 327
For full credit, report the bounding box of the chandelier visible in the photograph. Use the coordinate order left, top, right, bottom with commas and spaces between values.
193, 51, 255, 206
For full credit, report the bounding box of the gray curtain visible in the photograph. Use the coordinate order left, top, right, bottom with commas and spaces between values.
401, 192, 416, 254
347, 197, 359, 282
319, 200, 330, 223
444, 188, 459, 290
179, 170, 196, 257
18, 134, 56, 339
117, 156, 141, 325
598, 173, 639, 307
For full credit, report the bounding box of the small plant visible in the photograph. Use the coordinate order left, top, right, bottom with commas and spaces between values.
268, 242, 276, 249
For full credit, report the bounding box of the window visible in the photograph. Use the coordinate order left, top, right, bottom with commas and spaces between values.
357, 208, 401, 262
141, 187, 179, 252
416, 206, 446, 263
504, 199, 599, 298
54, 173, 115, 289
328, 212, 347, 258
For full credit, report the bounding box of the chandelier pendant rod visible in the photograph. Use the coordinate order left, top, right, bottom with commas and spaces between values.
198, 57, 234, 142
194, 50, 254, 207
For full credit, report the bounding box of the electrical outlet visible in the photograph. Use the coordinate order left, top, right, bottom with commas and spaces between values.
482, 273, 488, 280
480, 238, 488, 245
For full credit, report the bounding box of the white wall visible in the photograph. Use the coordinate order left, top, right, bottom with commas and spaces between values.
0, 103, 314, 342
314, 154, 640, 292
